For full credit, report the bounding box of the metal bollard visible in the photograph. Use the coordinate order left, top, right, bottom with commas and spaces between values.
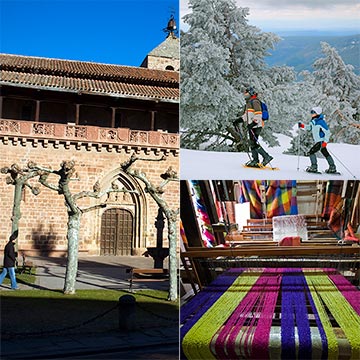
118, 294, 136, 331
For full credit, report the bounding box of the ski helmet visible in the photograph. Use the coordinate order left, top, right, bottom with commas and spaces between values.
244, 87, 257, 96
311, 106, 322, 115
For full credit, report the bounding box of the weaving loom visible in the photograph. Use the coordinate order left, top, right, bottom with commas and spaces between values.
181, 268, 360, 360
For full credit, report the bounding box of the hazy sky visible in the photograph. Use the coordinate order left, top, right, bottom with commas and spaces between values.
180, 0, 360, 33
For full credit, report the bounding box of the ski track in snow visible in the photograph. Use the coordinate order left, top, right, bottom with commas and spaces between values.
180, 142, 359, 180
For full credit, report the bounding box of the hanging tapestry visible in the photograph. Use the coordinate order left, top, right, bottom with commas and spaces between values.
322, 181, 343, 239
181, 268, 360, 360
238, 181, 298, 219
266, 180, 298, 217
189, 181, 216, 247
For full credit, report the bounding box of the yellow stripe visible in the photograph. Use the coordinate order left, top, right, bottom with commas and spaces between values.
182, 269, 262, 360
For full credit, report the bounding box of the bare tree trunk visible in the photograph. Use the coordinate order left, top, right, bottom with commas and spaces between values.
164, 209, 178, 301
63, 213, 81, 294
121, 155, 179, 301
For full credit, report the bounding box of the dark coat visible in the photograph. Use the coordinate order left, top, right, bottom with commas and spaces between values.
3, 241, 16, 268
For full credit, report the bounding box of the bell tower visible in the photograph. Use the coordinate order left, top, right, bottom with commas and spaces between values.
140, 16, 179, 71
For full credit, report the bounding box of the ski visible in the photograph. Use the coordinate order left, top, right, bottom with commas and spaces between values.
303, 170, 342, 175
243, 164, 279, 171
303, 170, 322, 174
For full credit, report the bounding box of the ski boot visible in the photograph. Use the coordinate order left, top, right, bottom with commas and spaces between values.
245, 159, 260, 168
258, 148, 273, 166
306, 164, 319, 173
262, 155, 273, 166
325, 165, 337, 174
325, 156, 337, 174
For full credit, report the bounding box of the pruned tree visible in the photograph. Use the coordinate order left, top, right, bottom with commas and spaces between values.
0, 163, 42, 246
121, 154, 179, 301
27, 160, 139, 294
0, 160, 139, 294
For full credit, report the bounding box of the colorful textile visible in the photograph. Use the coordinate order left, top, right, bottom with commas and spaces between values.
322, 181, 343, 239
265, 180, 298, 218
181, 268, 360, 360
237, 181, 298, 219
189, 181, 216, 247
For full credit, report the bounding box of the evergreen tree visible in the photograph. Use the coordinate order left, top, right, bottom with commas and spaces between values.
287, 42, 360, 155
181, 0, 296, 151
307, 42, 360, 144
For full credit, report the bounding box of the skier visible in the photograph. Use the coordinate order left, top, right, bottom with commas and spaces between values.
241, 87, 273, 167
298, 106, 337, 173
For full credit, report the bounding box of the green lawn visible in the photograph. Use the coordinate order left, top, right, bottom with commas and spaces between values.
0, 289, 179, 337
0, 267, 37, 286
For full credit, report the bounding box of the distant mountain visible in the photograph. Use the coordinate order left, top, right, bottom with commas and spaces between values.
266, 34, 360, 75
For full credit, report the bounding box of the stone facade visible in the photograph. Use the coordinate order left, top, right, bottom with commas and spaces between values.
0, 130, 179, 256
0, 53, 179, 257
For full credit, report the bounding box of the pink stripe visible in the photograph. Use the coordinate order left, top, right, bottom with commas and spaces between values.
251, 269, 282, 359
214, 282, 261, 359
214, 269, 280, 360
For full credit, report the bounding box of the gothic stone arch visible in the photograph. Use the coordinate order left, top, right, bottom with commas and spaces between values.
92, 168, 147, 255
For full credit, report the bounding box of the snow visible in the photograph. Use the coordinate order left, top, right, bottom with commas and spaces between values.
180, 139, 359, 180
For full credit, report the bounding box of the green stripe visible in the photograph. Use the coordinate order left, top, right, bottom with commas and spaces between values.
182, 269, 261, 360
305, 270, 360, 359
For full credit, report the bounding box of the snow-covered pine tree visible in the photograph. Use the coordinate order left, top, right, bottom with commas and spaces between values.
307, 42, 360, 144
181, 0, 296, 151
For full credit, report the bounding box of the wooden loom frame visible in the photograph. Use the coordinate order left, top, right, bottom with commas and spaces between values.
181, 245, 360, 292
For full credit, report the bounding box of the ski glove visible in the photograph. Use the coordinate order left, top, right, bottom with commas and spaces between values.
321, 141, 327, 148
298, 122, 304, 128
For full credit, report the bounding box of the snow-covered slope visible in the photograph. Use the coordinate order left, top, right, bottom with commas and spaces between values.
180, 142, 359, 180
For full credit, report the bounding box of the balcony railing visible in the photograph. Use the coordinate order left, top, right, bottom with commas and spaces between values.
0, 118, 179, 149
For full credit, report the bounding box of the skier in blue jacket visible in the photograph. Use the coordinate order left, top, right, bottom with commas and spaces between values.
298, 106, 337, 173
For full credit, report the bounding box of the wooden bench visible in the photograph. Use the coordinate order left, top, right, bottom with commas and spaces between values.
126, 268, 169, 291
18, 254, 36, 275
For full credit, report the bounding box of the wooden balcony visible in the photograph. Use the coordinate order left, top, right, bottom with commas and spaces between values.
0, 118, 179, 151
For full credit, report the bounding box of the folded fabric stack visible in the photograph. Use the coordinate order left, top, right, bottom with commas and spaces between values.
181, 268, 360, 360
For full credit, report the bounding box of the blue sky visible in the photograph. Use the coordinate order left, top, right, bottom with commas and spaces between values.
181, 0, 360, 34
0, 0, 179, 66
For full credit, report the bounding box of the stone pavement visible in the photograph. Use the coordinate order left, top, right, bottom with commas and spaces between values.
5, 255, 171, 291
0, 255, 179, 359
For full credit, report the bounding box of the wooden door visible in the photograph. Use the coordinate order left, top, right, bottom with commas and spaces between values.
100, 208, 133, 255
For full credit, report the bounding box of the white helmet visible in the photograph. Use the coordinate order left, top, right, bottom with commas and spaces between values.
311, 106, 322, 115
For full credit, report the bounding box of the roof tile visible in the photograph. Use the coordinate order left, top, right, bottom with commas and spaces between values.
0, 53, 179, 101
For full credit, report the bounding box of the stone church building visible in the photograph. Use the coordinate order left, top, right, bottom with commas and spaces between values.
0, 30, 179, 257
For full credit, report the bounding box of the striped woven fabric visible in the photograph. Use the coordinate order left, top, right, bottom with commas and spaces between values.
238, 181, 298, 219
189, 180, 216, 247
181, 268, 360, 360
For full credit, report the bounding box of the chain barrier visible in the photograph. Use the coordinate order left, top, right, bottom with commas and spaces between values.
3, 290, 179, 338
135, 300, 178, 323
2, 302, 120, 338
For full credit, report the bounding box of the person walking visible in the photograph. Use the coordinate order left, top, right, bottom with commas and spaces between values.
0, 233, 19, 290
242, 87, 273, 167
298, 106, 337, 173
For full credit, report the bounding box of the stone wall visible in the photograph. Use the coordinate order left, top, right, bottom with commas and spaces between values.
146, 55, 180, 72
0, 137, 179, 256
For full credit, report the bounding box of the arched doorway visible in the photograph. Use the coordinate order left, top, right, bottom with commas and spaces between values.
100, 208, 134, 255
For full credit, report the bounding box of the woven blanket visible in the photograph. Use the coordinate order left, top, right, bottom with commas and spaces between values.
190, 180, 216, 247
322, 181, 344, 239
238, 181, 298, 219
181, 268, 360, 360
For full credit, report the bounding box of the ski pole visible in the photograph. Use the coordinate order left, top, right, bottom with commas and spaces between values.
297, 130, 301, 171
236, 122, 251, 160
328, 148, 357, 179
249, 127, 274, 168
